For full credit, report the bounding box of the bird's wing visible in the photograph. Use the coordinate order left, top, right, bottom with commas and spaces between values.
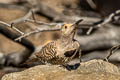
35, 41, 57, 60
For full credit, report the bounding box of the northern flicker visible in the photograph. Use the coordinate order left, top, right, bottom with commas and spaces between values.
23, 19, 83, 69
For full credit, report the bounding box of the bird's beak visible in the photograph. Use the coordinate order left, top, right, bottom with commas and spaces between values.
72, 19, 83, 29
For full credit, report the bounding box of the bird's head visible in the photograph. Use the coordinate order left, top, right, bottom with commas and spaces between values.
61, 19, 83, 37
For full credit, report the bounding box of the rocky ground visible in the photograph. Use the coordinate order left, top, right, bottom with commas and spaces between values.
2, 60, 120, 80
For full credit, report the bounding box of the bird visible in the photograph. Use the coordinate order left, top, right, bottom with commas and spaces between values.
23, 19, 83, 70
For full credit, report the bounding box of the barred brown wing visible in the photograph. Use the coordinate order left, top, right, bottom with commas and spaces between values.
35, 42, 57, 61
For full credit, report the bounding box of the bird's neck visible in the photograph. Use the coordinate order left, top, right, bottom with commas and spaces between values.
58, 33, 75, 46
60, 36, 73, 43
61, 30, 76, 39
57, 31, 76, 48
57, 37, 73, 49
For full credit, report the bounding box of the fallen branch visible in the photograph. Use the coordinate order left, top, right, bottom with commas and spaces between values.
0, 21, 35, 67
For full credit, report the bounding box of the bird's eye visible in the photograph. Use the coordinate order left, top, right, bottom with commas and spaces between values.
64, 26, 67, 29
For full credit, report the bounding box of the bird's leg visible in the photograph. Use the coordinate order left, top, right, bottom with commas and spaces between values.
69, 46, 79, 60
68, 48, 81, 70
79, 49, 82, 63
61, 62, 80, 71
61, 47, 80, 71
63, 41, 81, 70
73, 41, 82, 63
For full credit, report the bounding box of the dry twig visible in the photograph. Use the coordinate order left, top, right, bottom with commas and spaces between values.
14, 19, 84, 41
0, 21, 24, 35
105, 45, 120, 61
15, 28, 60, 41
86, 9, 120, 35
97, 10, 120, 27
10, 6, 120, 41
25, 19, 58, 26
10, 8, 38, 24
10, 8, 62, 27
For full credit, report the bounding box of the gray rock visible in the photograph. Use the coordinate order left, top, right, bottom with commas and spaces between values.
2, 60, 120, 80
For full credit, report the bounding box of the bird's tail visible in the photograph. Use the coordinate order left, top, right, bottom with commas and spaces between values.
20, 56, 45, 68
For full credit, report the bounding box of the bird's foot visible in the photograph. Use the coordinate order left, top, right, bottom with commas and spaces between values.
103, 58, 109, 62
61, 63, 80, 71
